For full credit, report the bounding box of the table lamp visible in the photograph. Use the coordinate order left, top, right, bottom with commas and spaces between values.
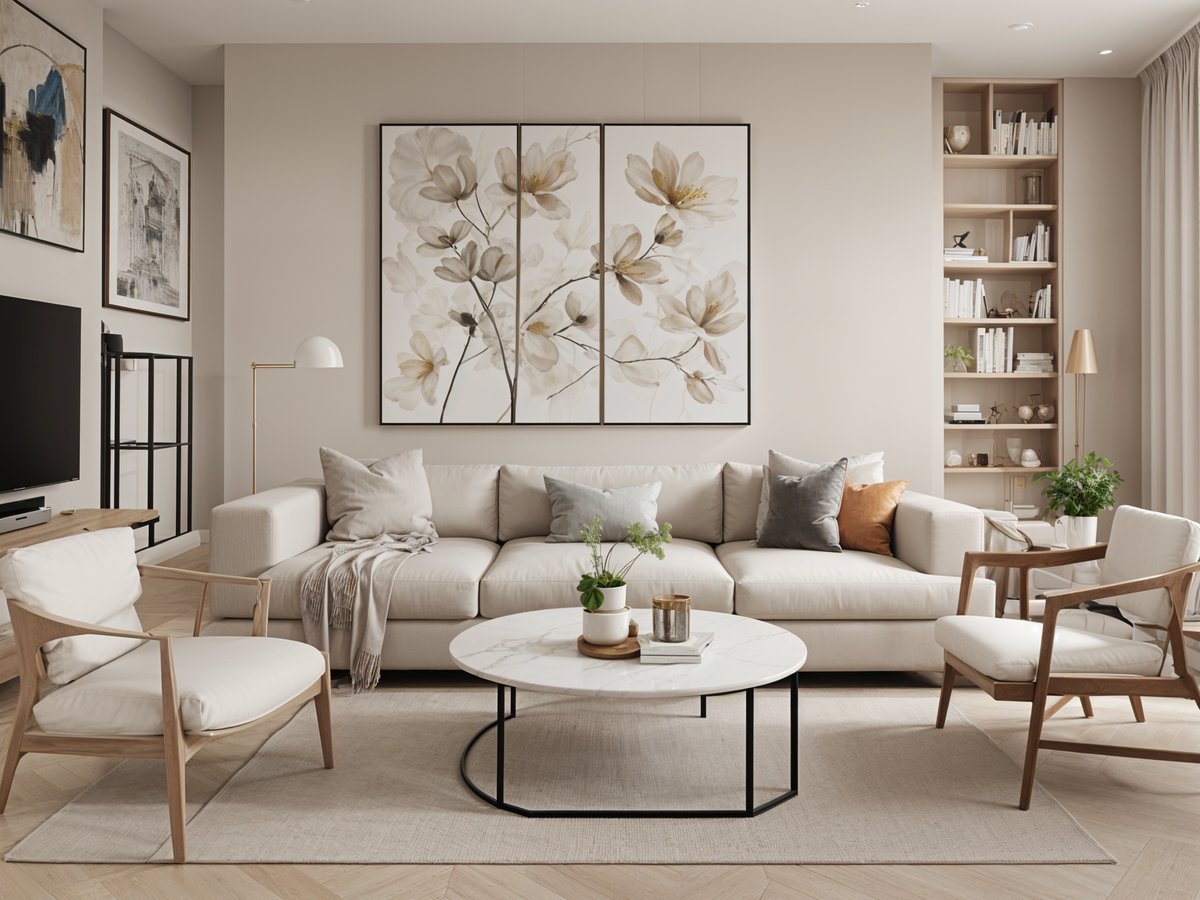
252, 336, 344, 492
1065, 328, 1098, 463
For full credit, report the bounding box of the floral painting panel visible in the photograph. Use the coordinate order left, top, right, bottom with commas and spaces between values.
0, 0, 86, 251
381, 124, 519, 424
515, 124, 600, 424
601, 125, 749, 424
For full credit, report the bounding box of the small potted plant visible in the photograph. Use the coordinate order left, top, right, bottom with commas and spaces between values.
578, 515, 672, 645
1034, 451, 1123, 547
944, 344, 974, 373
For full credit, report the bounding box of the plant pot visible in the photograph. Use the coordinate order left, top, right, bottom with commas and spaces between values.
597, 585, 627, 612
1054, 515, 1098, 548
581, 607, 631, 646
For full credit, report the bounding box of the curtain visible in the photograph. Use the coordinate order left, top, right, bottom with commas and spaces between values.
1141, 26, 1200, 522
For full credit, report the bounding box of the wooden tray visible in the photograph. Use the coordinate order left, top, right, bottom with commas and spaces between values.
577, 620, 640, 659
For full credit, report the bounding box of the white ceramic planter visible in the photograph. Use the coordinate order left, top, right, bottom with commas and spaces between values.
597, 585, 627, 612
1055, 515, 1099, 548
581, 607, 631, 646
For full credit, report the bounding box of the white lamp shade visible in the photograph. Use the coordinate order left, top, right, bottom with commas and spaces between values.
293, 336, 343, 369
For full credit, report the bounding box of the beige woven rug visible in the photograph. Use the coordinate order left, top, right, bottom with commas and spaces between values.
8, 690, 1112, 864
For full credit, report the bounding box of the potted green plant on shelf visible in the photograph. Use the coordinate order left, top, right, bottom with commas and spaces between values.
1034, 451, 1123, 548
944, 344, 975, 373
578, 515, 672, 645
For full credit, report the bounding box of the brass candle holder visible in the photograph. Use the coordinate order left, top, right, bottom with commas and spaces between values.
651, 594, 691, 643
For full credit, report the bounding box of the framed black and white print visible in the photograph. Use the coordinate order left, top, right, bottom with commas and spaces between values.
103, 109, 190, 320
0, 0, 86, 251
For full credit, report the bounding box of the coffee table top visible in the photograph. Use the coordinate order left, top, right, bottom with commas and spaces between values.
449, 608, 807, 699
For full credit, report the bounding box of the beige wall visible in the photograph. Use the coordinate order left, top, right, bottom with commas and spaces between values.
222, 43, 941, 498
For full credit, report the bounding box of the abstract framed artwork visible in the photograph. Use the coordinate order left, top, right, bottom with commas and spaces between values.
102, 109, 191, 321
0, 0, 86, 252
379, 123, 749, 425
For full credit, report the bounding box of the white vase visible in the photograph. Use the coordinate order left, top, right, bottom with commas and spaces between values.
1054, 515, 1098, 548
597, 585, 627, 612
581, 607, 631, 646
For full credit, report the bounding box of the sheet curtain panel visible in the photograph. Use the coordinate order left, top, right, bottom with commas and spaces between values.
1141, 25, 1200, 527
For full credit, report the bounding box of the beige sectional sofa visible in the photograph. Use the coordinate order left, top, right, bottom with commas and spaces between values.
206, 463, 994, 672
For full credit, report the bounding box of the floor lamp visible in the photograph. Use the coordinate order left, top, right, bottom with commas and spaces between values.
251, 336, 344, 493
1065, 328, 1099, 463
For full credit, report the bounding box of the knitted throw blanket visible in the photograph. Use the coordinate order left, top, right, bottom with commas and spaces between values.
300, 534, 435, 692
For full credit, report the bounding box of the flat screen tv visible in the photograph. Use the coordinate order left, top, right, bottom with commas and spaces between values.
0, 295, 81, 493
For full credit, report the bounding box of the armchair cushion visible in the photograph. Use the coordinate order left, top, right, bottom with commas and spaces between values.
1102, 506, 1200, 628
934, 615, 1165, 682
0, 528, 145, 684
32, 636, 325, 736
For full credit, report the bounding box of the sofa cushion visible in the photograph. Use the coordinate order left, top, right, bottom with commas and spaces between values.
544, 476, 661, 542
723, 462, 763, 543
216, 537, 499, 621
480, 536, 733, 618
498, 464, 722, 543
935, 615, 1165, 682
320, 447, 437, 541
426, 464, 499, 541
716, 540, 991, 620
33, 636, 326, 736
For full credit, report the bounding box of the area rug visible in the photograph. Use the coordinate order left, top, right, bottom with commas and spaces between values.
7, 690, 1112, 864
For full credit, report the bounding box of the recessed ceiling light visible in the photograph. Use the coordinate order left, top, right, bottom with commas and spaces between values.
855, 1, 869, 6
1099, 49, 1114, 56
1008, 22, 1034, 31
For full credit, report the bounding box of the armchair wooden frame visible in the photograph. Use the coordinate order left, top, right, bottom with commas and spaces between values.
0, 565, 334, 863
937, 544, 1200, 810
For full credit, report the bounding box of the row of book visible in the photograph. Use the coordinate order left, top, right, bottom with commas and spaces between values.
975, 326, 1015, 374
1030, 284, 1053, 318
1013, 223, 1051, 262
991, 109, 1058, 156
943, 277, 986, 318
1015, 352, 1054, 373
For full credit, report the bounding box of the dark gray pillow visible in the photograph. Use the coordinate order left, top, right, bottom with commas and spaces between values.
544, 476, 661, 543
756, 459, 848, 552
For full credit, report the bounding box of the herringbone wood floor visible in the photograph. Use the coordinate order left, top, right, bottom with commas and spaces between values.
0, 545, 1198, 899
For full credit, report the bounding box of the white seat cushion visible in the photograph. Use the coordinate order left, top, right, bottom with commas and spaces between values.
33, 636, 325, 736
480, 536, 733, 618
717, 541, 993, 620
214, 538, 499, 621
935, 615, 1165, 682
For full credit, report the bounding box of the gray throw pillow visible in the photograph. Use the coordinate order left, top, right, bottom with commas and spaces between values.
755, 449, 884, 540
320, 447, 438, 542
544, 476, 661, 543
756, 459, 848, 552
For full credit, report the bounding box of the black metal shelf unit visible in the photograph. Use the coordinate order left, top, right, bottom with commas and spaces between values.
101, 350, 194, 547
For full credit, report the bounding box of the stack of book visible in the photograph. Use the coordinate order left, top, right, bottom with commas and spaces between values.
637, 632, 714, 665
946, 403, 984, 424
1013, 223, 1051, 262
944, 247, 988, 264
1015, 352, 1054, 373
974, 325, 1016, 373
1030, 285, 1053, 318
991, 109, 1058, 155
943, 277, 986, 318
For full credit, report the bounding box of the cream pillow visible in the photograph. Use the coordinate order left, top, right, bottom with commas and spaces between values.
320, 447, 437, 542
755, 449, 884, 540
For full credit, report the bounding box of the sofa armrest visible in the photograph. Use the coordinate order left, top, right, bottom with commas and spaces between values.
209, 483, 326, 615
892, 491, 984, 577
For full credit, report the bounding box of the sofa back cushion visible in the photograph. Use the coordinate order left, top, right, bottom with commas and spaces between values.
499, 464, 723, 543
723, 462, 764, 543
425, 465, 500, 542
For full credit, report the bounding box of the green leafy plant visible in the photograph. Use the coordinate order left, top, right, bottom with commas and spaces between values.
1035, 452, 1123, 518
577, 515, 673, 612
944, 344, 974, 370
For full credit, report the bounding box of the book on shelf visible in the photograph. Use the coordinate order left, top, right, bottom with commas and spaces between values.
972, 325, 1017, 374
637, 632, 714, 664
1015, 351, 1054, 373
1030, 284, 1053, 318
946, 416, 985, 424
991, 108, 1058, 155
951, 403, 981, 411
1012, 222, 1051, 262
942, 277, 986, 317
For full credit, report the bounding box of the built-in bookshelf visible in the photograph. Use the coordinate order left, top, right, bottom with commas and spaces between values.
939, 79, 1063, 513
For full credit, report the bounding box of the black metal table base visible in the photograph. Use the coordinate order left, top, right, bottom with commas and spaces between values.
459, 674, 799, 818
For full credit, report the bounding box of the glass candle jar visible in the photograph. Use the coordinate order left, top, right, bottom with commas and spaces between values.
651, 594, 691, 643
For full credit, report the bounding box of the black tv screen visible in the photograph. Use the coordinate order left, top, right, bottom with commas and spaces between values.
0, 295, 81, 493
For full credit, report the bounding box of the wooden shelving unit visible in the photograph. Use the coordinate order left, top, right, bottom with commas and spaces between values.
939, 78, 1063, 510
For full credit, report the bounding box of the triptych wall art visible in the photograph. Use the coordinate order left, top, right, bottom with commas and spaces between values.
379, 123, 750, 425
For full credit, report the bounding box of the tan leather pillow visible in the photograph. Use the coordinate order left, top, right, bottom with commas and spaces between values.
837, 480, 908, 556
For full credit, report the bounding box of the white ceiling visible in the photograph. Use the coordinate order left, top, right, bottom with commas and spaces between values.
99, 0, 1200, 85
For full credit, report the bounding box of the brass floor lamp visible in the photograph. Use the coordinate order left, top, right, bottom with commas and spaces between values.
1065, 328, 1098, 463
251, 336, 343, 493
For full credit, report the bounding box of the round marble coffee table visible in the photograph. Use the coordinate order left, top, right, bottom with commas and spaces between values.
449, 607, 807, 818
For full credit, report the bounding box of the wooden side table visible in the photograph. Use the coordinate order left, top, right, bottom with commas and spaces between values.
0, 509, 158, 683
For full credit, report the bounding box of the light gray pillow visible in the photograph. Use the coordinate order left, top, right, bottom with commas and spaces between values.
756, 459, 848, 552
544, 476, 661, 543
320, 447, 437, 542
755, 449, 884, 539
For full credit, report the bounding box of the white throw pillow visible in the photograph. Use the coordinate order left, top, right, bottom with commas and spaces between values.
755, 449, 885, 540
0, 528, 145, 685
320, 447, 438, 542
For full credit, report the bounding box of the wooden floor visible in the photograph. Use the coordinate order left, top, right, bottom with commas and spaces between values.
0, 545, 1198, 899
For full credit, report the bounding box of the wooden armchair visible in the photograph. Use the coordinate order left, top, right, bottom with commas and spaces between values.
934, 505, 1200, 810
0, 528, 333, 863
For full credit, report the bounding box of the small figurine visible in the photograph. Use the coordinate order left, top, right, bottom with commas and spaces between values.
987, 401, 1007, 424
952, 231, 970, 249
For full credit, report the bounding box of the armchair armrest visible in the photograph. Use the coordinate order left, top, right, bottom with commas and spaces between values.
138, 565, 271, 637
893, 492, 985, 576
953, 544, 1109, 616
